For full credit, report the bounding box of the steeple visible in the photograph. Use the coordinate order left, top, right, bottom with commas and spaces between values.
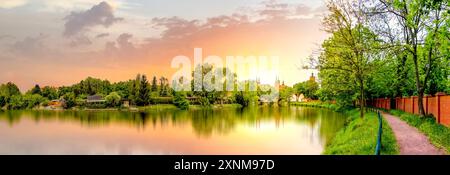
309, 73, 316, 82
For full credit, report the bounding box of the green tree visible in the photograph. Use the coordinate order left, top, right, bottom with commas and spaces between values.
22, 94, 46, 109
151, 76, 158, 92
8, 95, 24, 109
0, 95, 6, 107
173, 91, 189, 110
0, 82, 21, 102
41, 86, 58, 100
294, 79, 319, 100
30, 84, 42, 95
138, 75, 150, 106
105, 92, 122, 107
370, 0, 449, 116
319, 0, 381, 117
63, 92, 76, 109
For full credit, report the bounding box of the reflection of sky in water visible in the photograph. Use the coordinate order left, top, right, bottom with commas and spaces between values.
0, 107, 345, 155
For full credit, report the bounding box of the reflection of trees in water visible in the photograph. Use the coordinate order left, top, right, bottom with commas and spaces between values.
0, 107, 346, 141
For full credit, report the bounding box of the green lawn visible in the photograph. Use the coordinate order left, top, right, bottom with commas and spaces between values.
323, 109, 399, 155
389, 110, 450, 154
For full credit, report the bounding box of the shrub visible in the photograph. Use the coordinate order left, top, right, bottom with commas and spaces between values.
173, 92, 189, 110
105, 92, 121, 107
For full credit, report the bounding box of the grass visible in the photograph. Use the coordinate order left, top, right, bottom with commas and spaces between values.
137, 104, 243, 111
290, 101, 339, 110
389, 110, 450, 154
323, 109, 399, 155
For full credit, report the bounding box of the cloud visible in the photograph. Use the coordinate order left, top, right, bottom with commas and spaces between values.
104, 33, 135, 57
96, 33, 110, 38
9, 33, 52, 57
0, 35, 15, 41
0, 0, 27, 9
69, 35, 92, 47
63, 1, 123, 37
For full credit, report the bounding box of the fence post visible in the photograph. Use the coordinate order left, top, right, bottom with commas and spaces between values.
412, 96, 415, 114
425, 95, 429, 115
436, 92, 445, 124
375, 111, 382, 155
403, 97, 406, 111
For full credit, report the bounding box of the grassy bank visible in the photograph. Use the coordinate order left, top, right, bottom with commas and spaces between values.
291, 102, 399, 154
389, 110, 450, 153
290, 102, 338, 110
322, 109, 399, 155
137, 104, 243, 111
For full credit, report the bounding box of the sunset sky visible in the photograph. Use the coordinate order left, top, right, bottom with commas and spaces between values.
0, 0, 328, 91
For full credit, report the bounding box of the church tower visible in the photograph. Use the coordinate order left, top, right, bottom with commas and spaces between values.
309, 73, 316, 82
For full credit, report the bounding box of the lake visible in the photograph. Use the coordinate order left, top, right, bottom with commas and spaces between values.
0, 106, 346, 155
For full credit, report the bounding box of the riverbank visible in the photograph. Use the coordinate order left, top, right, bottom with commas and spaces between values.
323, 109, 399, 155
290, 102, 338, 110
293, 102, 399, 155
137, 104, 243, 111
389, 110, 450, 154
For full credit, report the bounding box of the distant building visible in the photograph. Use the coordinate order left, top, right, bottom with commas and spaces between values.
48, 99, 66, 109
309, 73, 316, 82
87, 95, 106, 104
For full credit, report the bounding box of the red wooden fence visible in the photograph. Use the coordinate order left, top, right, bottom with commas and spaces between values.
368, 93, 449, 126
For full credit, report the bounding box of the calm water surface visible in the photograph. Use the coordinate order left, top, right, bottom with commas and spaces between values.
0, 106, 346, 155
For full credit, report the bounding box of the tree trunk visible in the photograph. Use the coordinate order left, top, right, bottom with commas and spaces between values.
412, 52, 426, 117
360, 78, 364, 118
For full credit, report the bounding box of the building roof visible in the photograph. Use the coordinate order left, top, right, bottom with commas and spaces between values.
87, 95, 105, 103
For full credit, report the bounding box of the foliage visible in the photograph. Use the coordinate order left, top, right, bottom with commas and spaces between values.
293, 79, 319, 100
0, 95, 5, 107
105, 92, 122, 107
279, 86, 294, 103
0, 82, 21, 102
151, 76, 158, 92
63, 92, 76, 109
173, 91, 189, 110
29, 84, 42, 95
41, 86, 58, 100
234, 91, 249, 107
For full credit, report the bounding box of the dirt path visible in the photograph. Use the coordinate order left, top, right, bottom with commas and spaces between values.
382, 112, 445, 155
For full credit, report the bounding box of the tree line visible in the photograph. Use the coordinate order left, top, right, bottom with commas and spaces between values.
312, 0, 449, 117
0, 75, 172, 110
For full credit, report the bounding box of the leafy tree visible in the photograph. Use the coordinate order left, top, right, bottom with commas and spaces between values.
279, 86, 294, 103
160, 77, 169, 96
138, 75, 150, 106
30, 84, 42, 95
293, 79, 319, 100
319, 0, 381, 117
41, 86, 58, 100
368, 0, 449, 116
0, 95, 6, 107
173, 91, 189, 110
63, 92, 76, 109
8, 95, 24, 109
234, 91, 249, 107
105, 92, 122, 107
151, 76, 158, 92
22, 94, 46, 109
0, 82, 21, 102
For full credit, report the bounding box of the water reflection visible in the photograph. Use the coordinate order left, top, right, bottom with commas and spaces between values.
0, 107, 346, 155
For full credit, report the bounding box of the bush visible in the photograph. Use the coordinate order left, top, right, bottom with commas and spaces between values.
8, 95, 24, 109
105, 92, 121, 107
234, 92, 249, 107
63, 92, 76, 109
0, 95, 5, 107
173, 92, 189, 110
